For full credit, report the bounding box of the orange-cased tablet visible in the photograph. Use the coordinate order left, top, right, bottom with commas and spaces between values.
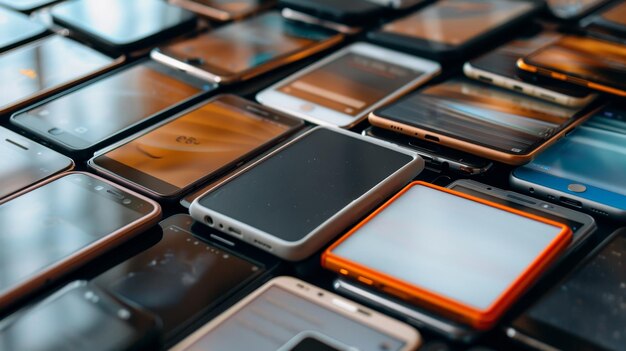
322, 181, 571, 330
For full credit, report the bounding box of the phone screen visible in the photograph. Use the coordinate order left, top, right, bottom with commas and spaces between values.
547, 0, 608, 19
190, 0, 268, 16
0, 7, 46, 51
93, 98, 295, 195
330, 184, 565, 311
526, 108, 626, 197
600, 1, 626, 25
160, 12, 336, 74
0, 0, 58, 11
277, 51, 424, 116
512, 229, 626, 351
525, 36, 626, 91
93, 220, 264, 335
376, 78, 583, 154
0, 173, 153, 295
0, 36, 114, 110
197, 128, 413, 243
180, 285, 406, 350
287, 338, 342, 351
381, 0, 533, 46
14, 62, 206, 150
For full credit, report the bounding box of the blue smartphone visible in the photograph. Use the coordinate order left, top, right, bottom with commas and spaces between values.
510, 105, 626, 221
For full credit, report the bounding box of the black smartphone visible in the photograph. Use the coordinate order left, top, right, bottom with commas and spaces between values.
89, 94, 304, 199
507, 227, 626, 351
0, 0, 61, 12
0, 35, 123, 116
367, 0, 542, 61
93, 214, 279, 342
362, 126, 492, 175
11, 60, 214, 159
278, 0, 387, 26
0, 281, 160, 351
0, 126, 73, 200
170, 0, 275, 22
51, 0, 197, 54
0, 7, 47, 53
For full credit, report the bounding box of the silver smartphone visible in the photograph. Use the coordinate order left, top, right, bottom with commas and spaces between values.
0, 126, 73, 200
189, 126, 423, 261
171, 276, 421, 351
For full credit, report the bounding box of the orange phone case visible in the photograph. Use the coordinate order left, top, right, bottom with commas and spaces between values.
322, 181, 572, 330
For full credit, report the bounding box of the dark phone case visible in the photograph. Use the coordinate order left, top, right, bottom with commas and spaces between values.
278, 0, 387, 26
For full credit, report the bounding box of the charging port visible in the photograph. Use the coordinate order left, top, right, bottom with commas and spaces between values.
560, 196, 582, 208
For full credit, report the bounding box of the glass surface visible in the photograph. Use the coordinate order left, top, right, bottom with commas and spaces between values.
331, 184, 563, 310
51, 0, 195, 45
377, 78, 582, 154
288, 338, 342, 351
600, 1, 626, 24
516, 230, 626, 351
0, 0, 58, 11
15, 63, 203, 148
0, 36, 113, 110
191, 0, 268, 16
0, 7, 46, 51
96, 99, 291, 191
547, 0, 607, 18
382, 0, 533, 46
278, 52, 423, 116
161, 12, 335, 74
94, 223, 263, 334
526, 108, 626, 197
526, 36, 626, 91
0, 174, 148, 294
180, 285, 406, 351
198, 128, 413, 242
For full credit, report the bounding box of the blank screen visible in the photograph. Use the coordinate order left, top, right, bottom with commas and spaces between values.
331, 184, 563, 310
198, 128, 413, 242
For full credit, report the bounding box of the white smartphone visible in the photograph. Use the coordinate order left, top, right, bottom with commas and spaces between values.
189, 126, 423, 261
171, 276, 421, 351
257, 42, 440, 128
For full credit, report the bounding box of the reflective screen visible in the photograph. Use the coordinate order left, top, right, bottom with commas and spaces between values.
526, 108, 626, 197
526, 36, 626, 91
377, 78, 582, 154
14, 63, 203, 148
547, 0, 608, 18
0, 286, 138, 351
161, 12, 335, 74
515, 230, 626, 351
94, 223, 263, 334
288, 338, 342, 351
0, 36, 113, 110
95, 99, 291, 192
191, 0, 268, 16
0, 0, 58, 11
0, 7, 45, 51
600, 1, 626, 25
381, 0, 533, 46
180, 285, 406, 351
198, 128, 413, 242
278, 52, 424, 116
331, 184, 563, 310
0, 128, 71, 199
0, 174, 150, 294
51, 0, 195, 45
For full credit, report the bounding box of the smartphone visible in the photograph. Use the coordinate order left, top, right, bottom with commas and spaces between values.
93, 214, 279, 340
518, 35, 626, 97
257, 42, 440, 128
171, 276, 422, 351
169, 0, 275, 22
510, 106, 626, 221
11, 59, 214, 158
278, 0, 386, 27
369, 77, 594, 165
464, 31, 597, 107
323, 181, 572, 330
367, 0, 541, 61
547, 0, 610, 20
190, 127, 423, 261
89, 95, 304, 199
507, 227, 626, 351
50, 0, 197, 54
0, 0, 61, 12
0, 172, 161, 308
362, 126, 493, 175
0, 35, 123, 116
0, 7, 47, 52
584, 1, 626, 38
0, 281, 160, 351
151, 11, 343, 84
0, 127, 73, 200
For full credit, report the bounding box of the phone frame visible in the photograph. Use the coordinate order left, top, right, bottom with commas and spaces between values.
256, 42, 441, 129
169, 0, 274, 22
189, 126, 423, 261
322, 181, 572, 330
170, 276, 421, 351
0, 171, 161, 309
